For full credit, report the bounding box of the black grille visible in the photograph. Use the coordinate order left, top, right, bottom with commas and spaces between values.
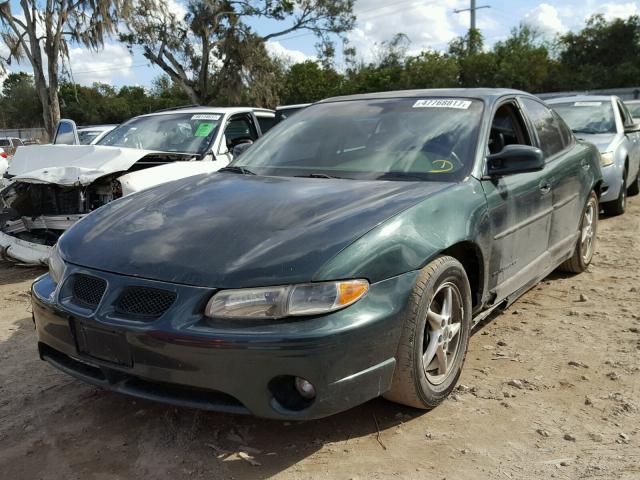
71, 274, 107, 307
116, 286, 176, 318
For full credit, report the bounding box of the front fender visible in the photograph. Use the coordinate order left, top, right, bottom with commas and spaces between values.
313, 177, 491, 284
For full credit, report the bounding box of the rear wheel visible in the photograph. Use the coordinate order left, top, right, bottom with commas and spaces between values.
384, 256, 471, 409
559, 191, 598, 273
603, 169, 626, 216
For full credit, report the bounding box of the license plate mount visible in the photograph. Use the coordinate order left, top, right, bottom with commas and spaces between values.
74, 322, 133, 367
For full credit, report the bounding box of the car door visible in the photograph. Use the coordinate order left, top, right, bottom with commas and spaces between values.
217, 113, 260, 163
480, 99, 553, 301
616, 99, 640, 183
519, 97, 585, 261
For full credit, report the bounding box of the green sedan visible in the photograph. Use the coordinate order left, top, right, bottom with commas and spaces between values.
33, 89, 602, 419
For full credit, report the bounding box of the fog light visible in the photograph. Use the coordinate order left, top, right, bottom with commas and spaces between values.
294, 377, 316, 400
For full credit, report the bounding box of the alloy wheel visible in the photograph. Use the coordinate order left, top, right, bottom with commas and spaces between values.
581, 199, 596, 263
422, 282, 464, 385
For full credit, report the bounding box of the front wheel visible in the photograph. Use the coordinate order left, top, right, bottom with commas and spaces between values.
384, 256, 471, 409
603, 170, 626, 216
559, 191, 598, 273
628, 170, 640, 196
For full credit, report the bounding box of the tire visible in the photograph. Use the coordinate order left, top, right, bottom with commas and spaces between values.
384, 255, 472, 409
559, 191, 598, 273
603, 170, 627, 216
628, 170, 640, 196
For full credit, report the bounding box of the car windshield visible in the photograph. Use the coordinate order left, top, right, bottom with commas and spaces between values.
97, 113, 222, 154
233, 98, 483, 181
78, 130, 102, 145
625, 102, 640, 119
552, 101, 616, 134
0, 139, 10, 147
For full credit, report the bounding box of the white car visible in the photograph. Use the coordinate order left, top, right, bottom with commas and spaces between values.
0, 106, 275, 264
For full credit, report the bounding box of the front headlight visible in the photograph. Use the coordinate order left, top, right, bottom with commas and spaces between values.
48, 244, 66, 285
600, 151, 614, 167
205, 279, 369, 319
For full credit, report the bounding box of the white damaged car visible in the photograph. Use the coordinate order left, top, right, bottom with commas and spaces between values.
0, 106, 275, 264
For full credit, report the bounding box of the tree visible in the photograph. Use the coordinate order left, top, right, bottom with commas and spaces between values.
0, 72, 42, 128
557, 14, 640, 89
492, 26, 552, 92
281, 60, 342, 104
121, 0, 355, 105
0, 0, 130, 137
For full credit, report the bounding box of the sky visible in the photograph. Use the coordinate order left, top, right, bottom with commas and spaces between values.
3, 0, 640, 88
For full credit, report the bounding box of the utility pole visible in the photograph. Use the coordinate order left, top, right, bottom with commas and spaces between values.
454, 0, 490, 53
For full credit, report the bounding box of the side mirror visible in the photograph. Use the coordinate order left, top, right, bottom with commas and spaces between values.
486, 145, 544, 177
53, 119, 79, 145
232, 141, 253, 158
624, 123, 640, 134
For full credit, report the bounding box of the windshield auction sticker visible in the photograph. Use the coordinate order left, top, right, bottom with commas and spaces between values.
194, 122, 215, 137
191, 114, 221, 121
413, 99, 472, 109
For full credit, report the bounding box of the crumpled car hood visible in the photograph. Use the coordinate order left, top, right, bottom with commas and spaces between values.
59, 174, 453, 288
7, 145, 166, 186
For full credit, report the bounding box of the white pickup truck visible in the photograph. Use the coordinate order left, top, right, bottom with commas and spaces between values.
0, 106, 275, 264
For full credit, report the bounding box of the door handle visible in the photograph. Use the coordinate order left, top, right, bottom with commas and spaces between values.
581, 160, 590, 170
539, 182, 551, 194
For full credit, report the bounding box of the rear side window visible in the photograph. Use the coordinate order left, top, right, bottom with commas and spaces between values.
520, 98, 565, 158
256, 115, 276, 134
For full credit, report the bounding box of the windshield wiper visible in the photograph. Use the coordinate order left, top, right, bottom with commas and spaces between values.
218, 166, 256, 175
294, 173, 344, 179
377, 172, 429, 181
571, 128, 601, 134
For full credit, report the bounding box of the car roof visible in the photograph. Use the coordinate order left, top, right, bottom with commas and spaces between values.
547, 95, 616, 103
624, 99, 640, 104
318, 88, 530, 104
276, 103, 312, 110
136, 106, 274, 118
77, 125, 118, 131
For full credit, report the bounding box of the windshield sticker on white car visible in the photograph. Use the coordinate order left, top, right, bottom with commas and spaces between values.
194, 122, 215, 137
574, 102, 602, 107
191, 114, 221, 121
413, 99, 472, 109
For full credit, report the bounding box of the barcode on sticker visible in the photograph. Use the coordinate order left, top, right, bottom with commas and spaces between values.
191, 114, 221, 120
413, 99, 472, 109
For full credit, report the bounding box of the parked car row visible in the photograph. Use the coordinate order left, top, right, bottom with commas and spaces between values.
21, 88, 612, 421
548, 95, 640, 216
0, 106, 276, 263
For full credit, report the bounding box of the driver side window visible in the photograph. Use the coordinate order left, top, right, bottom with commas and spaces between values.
617, 101, 634, 127
222, 115, 258, 152
488, 102, 531, 155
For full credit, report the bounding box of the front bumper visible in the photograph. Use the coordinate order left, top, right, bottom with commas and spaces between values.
0, 230, 50, 265
599, 163, 623, 203
32, 266, 418, 419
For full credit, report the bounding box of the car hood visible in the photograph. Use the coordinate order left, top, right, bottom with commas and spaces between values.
59, 174, 453, 287
574, 133, 620, 152
6, 145, 192, 186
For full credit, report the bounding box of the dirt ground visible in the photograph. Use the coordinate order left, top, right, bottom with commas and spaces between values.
1, 198, 638, 480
